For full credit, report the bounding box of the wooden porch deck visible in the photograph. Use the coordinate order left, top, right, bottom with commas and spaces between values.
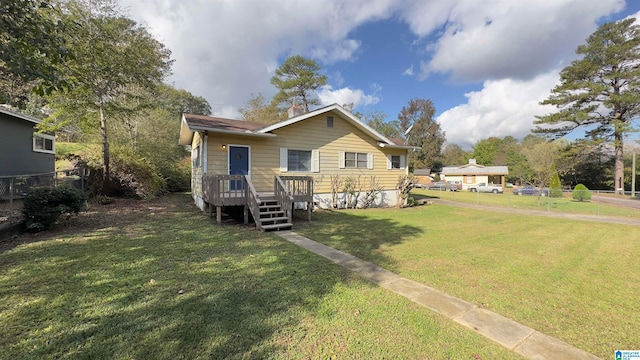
202, 174, 313, 230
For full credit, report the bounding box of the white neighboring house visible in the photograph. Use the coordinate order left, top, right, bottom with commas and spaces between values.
440, 159, 508, 191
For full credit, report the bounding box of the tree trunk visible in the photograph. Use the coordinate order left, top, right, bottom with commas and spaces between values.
615, 129, 624, 195
100, 104, 111, 194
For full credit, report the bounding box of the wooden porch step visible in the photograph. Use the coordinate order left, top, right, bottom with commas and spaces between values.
260, 210, 285, 217
259, 200, 279, 206
260, 216, 289, 223
260, 222, 293, 231
259, 205, 281, 211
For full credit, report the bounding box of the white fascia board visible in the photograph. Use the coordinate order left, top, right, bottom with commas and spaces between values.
377, 142, 420, 150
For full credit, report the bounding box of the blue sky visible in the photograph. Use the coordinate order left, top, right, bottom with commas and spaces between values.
122, 0, 640, 149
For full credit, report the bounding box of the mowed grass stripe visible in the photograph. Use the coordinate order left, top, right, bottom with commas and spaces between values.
295, 204, 640, 359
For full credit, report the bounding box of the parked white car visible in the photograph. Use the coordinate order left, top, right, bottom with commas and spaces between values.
468, 183, 504, 194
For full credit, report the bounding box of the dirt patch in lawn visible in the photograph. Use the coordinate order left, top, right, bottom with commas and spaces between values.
0, 194, 195, 254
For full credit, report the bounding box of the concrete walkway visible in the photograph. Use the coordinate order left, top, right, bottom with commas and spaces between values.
277, 230, 601, 360
434, 198, 640, 227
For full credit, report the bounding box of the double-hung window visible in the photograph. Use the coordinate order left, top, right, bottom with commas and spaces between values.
193, 145, 201, 167
387, 154, 405, 170
339, 152, 373, 169
287, 149, 312, 172
33, 133, 55, 154
346, 152, 367, 168
280, 148, 319, 172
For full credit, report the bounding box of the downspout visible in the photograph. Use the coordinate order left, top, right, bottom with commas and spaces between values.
203, 131, 208, 174
405, 149, 410, 176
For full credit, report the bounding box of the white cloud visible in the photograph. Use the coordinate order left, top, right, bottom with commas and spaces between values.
318, 85, 380, 108
310, 39, 362, 64
119, 0, 629, 130
215, 106, 242, 120
436, 71, 560, 149
332, 71, 345, 87
410, 0, 624, 81
121, 0, 398, 117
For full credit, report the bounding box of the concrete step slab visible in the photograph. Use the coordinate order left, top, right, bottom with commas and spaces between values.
514, 331, 602, 360
411, 288, 475, 318
455, 307, 535, 349
381, 278, 432, 298
353, 263, 402, 284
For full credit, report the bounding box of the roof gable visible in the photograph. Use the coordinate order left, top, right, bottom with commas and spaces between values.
179, 103, 417, 149
258, 103, 394, 144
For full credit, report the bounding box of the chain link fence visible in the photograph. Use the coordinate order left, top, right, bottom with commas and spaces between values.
0, 169, 87, 224
419, 188, 640, 218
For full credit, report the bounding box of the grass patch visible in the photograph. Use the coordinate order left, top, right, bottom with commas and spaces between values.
295, 205, 640, 359
0, 193, 520, 359
415, 188, 640, 218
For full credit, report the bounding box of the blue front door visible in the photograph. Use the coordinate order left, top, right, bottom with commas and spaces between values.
229, 146, 249, 190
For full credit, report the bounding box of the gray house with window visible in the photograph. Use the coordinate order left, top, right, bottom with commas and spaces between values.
0, 106, 55, 177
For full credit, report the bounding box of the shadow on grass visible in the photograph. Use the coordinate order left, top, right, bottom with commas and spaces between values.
0, 194, 421, 359
292, 207, 423, 271
0, 193, 361, 359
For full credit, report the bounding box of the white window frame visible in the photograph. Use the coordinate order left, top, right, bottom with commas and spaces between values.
387, 154, 405, 170
33, 133, 55, 154
280, 148, 319, 173
339, 151, 373, 169
192, 144, 201, 168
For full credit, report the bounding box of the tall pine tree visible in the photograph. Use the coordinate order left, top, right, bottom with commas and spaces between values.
534, 18, 640, 194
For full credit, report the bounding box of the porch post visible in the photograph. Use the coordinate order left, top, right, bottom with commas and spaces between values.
216, 206, 222, 224
243, 205, 248, 225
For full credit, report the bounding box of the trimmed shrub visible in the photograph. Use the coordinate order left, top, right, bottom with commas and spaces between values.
572, 183, 592, 202
406, 196, 416, 207
23, 187, 86, 232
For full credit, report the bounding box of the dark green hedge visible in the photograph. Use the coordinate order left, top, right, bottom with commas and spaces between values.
22, 187, 86, 232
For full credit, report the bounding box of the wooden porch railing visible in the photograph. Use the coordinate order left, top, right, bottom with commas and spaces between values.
277, 175, 313, 221
202, 174, 314, 226
274, 176, 294, 225
203, 174, 247, 206
279, 176, 313, 202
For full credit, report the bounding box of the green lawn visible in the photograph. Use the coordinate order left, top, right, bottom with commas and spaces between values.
294, 204, 640, 359
415, 188, 640, 218
0, 193, 521, 360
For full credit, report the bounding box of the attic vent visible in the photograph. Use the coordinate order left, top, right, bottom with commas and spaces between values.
327, 116, 334, 128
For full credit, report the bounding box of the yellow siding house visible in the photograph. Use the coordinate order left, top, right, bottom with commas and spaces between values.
179, 104, 416, 214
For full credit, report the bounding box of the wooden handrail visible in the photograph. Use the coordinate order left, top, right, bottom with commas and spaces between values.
245, 175, 260, 199
274, 176, 294, 224
245, 175, 262, 230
